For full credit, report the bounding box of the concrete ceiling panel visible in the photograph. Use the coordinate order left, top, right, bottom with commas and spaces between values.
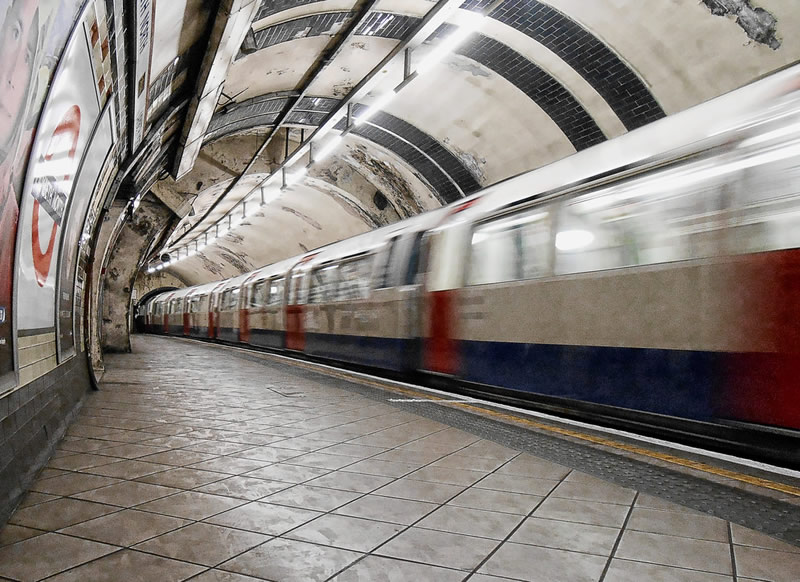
152, 0, 210, 79
253, 0, 359, 31
542, 0, 800, 115
475, 16, 626, 140
225, 37, 332, 102
305, 36, 401, 98
373, 51, 576, 184
166, 182, 373, 283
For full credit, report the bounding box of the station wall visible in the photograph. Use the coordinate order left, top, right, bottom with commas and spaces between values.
0, 0, 121, 524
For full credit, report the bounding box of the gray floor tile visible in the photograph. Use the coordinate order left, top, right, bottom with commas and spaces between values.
730, 523, 800, 553
46, 453, 119, 471
306, 470, 394, 493
265, 484, 361, 511
430, 454, 508, 472
533, 497, 630, 528
478, 541, 607, 582
44, 548, 205, 582
244, 462, 330, 483
219, 537, 361, 581
341, 459, 418, 478
334, 494, 438, 525
417, 505, 524, 540
58, 508, 190, 546
373, 477, 465, 503
287, 513, 403, 552
615, 530, 733, 574
134, 522, 269, 566
73, 481, 181, 507
626, 507, 729, 542
187, 456, 269, 475
604, 559, 733, 582
0, 524, 45, 547
9, 497, 119, 530
407, 465, 487, 486
196, 475, 292, 499
376, 527, 499, 570
330, 555, 466, 581
549, 477, 636, 505
94, 443, 169, 459
84, 459, 173, 479
17, 491, 60, 508
140, 450, 220, 467
495, 455, 571, 480
510, 516, 619, 555
231, 446, 302, 462
136, 467, 229, 489
0, 532, 117, 582
287, 451, 359, 470
205, 501, 322, 535
136, 491, 246, 520
734, 544, 800, 582
29, 472, 121, 496
186, 570, 266, 582
475, 473, 560, 496
447, 487, 543, 515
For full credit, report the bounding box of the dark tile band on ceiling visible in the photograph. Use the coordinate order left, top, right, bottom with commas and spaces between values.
206, 95, 479, 204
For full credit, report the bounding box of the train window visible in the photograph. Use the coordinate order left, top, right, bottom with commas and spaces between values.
221, 290, 231, 311
469, 221, 522, 286
559, 160, 734, 271
467, 209, 552, 286
405, 232, 425, 286
310, 265, 339, 303
230, 288, 240, 310
338, 256, 371, 300
289, 272, 309, 305
269, 278, 285, 306
250, 281, 266, 308
375, 238, 399, 288
731, 157, 800, 254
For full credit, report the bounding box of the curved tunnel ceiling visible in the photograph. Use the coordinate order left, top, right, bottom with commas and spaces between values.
144, 0, 799, 286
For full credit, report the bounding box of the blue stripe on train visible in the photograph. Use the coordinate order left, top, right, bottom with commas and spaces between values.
306, 333, 414, 371
248, 328, 284, 350
216, 327, 238, 342
459, 340, 722, 421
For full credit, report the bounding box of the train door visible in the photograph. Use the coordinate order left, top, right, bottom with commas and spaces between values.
209, 291, 220, 339
162, 294, 174, 334
182, 293, 192, 336
286, 258, 313, 351
240, 277, 258, 344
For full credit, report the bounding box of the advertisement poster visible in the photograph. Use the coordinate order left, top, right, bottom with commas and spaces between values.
15, 3, 101, 339
57, 108, 113, 360
0, 0, 83, 390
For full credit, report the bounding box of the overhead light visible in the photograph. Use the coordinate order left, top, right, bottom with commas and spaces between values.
555, 230, 594, 251
354, 91, 396, 125
417, 15, 484, 76
156, 264, 164, 271
314, 135, 343, 162
147, 267, 155, 274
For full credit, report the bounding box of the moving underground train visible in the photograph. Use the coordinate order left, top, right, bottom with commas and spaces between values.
141, 65, 800, 465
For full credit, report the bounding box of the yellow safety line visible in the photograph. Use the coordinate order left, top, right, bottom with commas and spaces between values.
257, 350, 800, 497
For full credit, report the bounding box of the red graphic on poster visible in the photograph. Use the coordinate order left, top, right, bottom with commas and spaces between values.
30, 104, 81, 287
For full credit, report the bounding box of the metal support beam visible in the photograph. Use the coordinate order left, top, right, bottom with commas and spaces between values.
171, 0, 262, 180
166, 0, 469, 251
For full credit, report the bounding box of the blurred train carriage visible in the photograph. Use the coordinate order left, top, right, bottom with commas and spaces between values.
143, 64, 800, 463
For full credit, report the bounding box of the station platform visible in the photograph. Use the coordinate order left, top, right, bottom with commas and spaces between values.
1, 336, 799, 582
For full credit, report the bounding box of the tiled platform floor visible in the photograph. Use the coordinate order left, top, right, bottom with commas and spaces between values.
1, 336, 799, 581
